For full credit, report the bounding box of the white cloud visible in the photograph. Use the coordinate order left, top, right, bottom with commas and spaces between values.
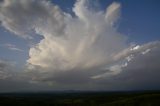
91, 65, 122, 79
0, 0, 65, 39
141, 49, 150, 55
24, 1, 129, 83
105, 2, 121, 25
0, 0, 126, 71
28, 1, 126, 69
0, 0, 160, 90
2, 43, 24, 52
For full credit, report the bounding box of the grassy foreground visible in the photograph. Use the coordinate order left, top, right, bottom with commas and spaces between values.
0, 91, 160, 106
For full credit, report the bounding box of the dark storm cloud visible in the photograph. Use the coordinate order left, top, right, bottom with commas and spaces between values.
94, 44, 160, 90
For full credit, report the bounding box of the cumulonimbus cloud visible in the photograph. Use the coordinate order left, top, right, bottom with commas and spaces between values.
0, 0, 160, 89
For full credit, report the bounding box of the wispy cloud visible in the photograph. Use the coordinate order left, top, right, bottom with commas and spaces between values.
3, 43, 24, 52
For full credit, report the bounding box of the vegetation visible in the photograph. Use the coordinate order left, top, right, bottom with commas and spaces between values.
0, 91, 160, 106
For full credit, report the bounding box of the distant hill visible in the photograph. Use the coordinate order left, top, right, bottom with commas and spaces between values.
0, 91, 160, 106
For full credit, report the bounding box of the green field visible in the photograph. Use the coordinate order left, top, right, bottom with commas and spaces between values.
0, 91, 160, 106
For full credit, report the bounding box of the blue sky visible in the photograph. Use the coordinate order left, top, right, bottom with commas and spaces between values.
0, 0, 160, 91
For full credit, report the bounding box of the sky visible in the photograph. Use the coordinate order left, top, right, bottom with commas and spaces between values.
0, 0, 160, 92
